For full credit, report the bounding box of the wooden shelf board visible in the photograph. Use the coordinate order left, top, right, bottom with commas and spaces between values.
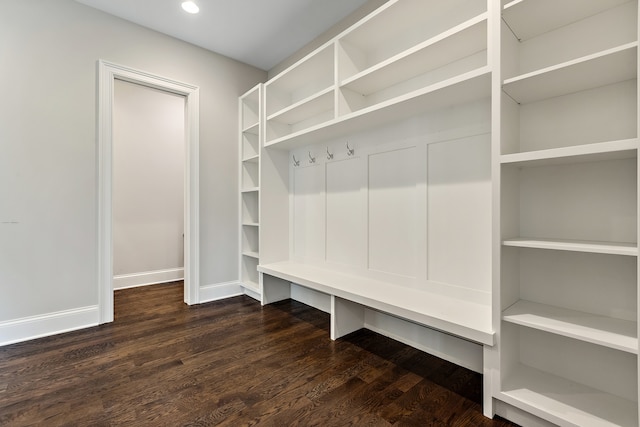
242, 154, 259, 163
502, 238, 638, 256
241, 187, 259, 193
340, 13, 487, 96
503, 43, 637, 104
258, 261, 493, 345
501, 139, 639, 167
500, 364, 638, 427
266, 86, 334, 124
242, 251, 259, 259
265, 67, 491, 150
502, 0, 632, 41
242, 222, 259, 227
242, 122, 259, 135
503, 300, 637, 353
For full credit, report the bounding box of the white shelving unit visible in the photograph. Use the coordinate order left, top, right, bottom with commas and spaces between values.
263, 0, 491, 150
265, 44, 335, 144
239, 84, 262, 297
256, 0, 497, 418
499, 0, 639, 425
237, 0, 640, 424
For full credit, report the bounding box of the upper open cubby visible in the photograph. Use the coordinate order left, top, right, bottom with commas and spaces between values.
241, 86, 260, 131
501, 0, 638, 95
265, 44, 335, 143
262, 0, 493, 150
500, 0, 638, 156
337, 0, 487, 114
502, 0, 634, 43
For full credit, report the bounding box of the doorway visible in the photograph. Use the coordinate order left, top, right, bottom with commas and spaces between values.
97, 60, 200, 324
112, 80, 185, 291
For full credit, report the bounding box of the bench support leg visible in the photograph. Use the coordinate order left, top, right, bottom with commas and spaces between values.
331, 296, 365, 340
483, 344, 495, 418
261, 273, 291, 305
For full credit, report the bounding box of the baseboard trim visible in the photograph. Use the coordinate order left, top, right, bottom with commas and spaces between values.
199, 281, 243, 304
0, 306, 99, 347
113, 268, 184, 290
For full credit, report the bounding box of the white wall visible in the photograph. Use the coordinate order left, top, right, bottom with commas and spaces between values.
0, 0, 265, 333
113, 80, 185, 288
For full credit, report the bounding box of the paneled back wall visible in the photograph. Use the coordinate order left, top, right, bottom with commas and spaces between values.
289, 99, 491, 303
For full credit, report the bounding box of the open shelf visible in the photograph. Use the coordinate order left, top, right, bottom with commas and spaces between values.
266, 87, 334, 124
242, 122, 259, 135
502, 238, 638, 256
503, 300, 637, 353
265, 67, 491, 150
500, 364, 638, 427
242, 222, 259, 227
338, 0, 485, 78
503, 43, 638, 104
265, 44, 334, 117
241, 161, 259, 189
502, 0, 633, 42
241, 187, 259, 193
340, 14, 487, 96
501, 139, 639, 167
242, 251, 259, 259
242, 154, 259, 163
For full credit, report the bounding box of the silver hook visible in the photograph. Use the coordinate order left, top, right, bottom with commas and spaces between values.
346, 142, 355, 156
292, 154, 300, 167
308, 151, 316, 164
326, 147, 333, 160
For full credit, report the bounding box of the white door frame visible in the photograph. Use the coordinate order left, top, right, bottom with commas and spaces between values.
97, 60, 200, 323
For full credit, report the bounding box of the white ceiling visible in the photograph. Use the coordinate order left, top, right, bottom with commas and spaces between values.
75, 0, 368, 71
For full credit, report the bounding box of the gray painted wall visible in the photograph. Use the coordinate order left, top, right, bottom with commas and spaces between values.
0, 0, 266, 322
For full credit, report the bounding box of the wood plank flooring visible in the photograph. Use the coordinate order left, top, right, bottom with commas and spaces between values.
0, 282, 518, 426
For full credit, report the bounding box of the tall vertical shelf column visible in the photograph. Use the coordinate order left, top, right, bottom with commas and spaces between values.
497, 0, 640, 426
239, 84, 262, 299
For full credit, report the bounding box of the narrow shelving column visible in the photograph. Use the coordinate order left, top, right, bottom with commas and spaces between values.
497, 0, 640, 425
239, 84, 262, 299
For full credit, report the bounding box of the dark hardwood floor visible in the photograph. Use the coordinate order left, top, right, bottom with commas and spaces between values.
0, 282, 517, 426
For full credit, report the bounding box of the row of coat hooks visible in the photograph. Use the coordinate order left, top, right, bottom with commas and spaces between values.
293, 142, 355, 166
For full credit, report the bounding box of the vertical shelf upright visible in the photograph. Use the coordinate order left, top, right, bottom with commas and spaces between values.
239, 84, 262, 299
497, 0, 640, 425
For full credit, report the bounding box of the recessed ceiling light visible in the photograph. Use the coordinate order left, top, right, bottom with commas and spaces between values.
181, 1, 199, 14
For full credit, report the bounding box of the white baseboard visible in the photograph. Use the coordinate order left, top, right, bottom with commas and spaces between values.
113, 267, 184, 290
199, 281, 243, 303
0, 306, 99, 347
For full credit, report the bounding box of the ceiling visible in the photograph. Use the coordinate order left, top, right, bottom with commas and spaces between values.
75, 0, 369, 71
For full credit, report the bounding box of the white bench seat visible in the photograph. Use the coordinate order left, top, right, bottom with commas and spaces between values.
257, 261, 494, 346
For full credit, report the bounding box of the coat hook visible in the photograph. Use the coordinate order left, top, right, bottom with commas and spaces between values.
326, 147, 333, 160
308, 151, 316, 164
346, 142, 355, 156
292, 154, 300, 167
